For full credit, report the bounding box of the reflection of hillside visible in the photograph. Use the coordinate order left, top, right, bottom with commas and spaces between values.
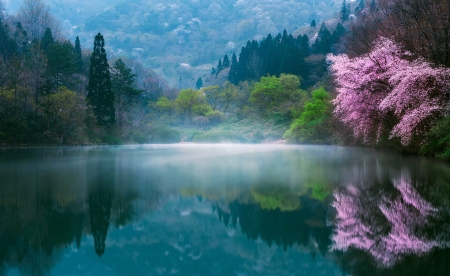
215, 195, 332, 256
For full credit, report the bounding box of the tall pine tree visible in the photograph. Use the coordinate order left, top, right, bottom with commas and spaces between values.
222, 54, 230, 68
228, 53, 239, 85
74, 36, 83, 73
340, 0, 351, 21
86, 33, 115, 127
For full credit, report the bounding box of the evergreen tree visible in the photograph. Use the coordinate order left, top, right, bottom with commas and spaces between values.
313, 23, 332, 54
211, 67, 216, 75
111, 58, 142, 128
310, 19, 316, 28
216, 59, 223, 75
41, 27, 54, 53
47, 41, 77, 90
228, 53, 239, 85
355, 0, 365, 14
340, 0, 351, 21
14, 22, 28, 55
222, 54, 230, 68
74, 36, 83, 73
370, 0, 376, 11
237, 45, 250, 82
86, 33, 115, 127
300, 34, 310, 57
0, 19, 16, 59
195, 77, 203, 89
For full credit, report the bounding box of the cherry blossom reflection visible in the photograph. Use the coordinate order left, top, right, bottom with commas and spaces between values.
331, 177, 449, 267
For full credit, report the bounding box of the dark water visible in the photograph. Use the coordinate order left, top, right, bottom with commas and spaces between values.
0, 144, 449, 276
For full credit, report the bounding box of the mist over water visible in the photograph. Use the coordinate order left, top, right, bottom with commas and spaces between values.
1, 145, 450, 275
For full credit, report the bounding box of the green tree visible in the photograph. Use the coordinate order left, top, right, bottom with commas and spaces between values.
283, 87, 332, 144
26, 39, 47, 115
86, 33, 115, 127
111, 58, 142, 128
340, 0, 351, 21
249, 75, 283, 111
46, 40, 77, 90
175, 88, 210, 122
216, 59, 223, 75
222, 54, 230, 68
40, 27, 54, 53
40, 87, 88, 143
219, 82, 238, 113
202, 85, 221, 110
313, 23, 332, 54
73, 36, 83, 73
195, 77, 203, 89
228, 53, 239, 85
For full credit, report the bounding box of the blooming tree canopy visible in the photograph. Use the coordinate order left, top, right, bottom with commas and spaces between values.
328, 37, 450, 146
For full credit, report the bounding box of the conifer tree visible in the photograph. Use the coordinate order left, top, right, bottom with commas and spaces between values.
313, 23, 332, 54
370, 0, 376, 11
300, 34, 310, 57
47, 40, 77, 90
216, 59, 223, 75
195, 77, 203, 89
228, 53, 239, 85
41, 27, 54, 53
111, 58, 142, 128
340, 0, 351, 21
86, 33, 115, 127
74, 36, 83, 73
14, 22, 28, 55
222, 54, 230, 68
237, 46, 249, 82
310, 19, 316, 28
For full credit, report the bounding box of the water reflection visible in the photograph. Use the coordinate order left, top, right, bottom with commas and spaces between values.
0, 145, 449, 275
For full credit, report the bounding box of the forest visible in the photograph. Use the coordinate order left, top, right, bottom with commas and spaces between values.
1, 0, 450, 159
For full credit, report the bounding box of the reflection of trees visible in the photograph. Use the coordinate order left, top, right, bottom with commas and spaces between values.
88, 182, 113, 257
0, 196, 84, 275
250, 186, 301, 211
331, 175, 450, 270
215, 195, 332, 255
111, 186, 138, 228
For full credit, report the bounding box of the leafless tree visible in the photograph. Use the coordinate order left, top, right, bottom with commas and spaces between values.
344, 0, 450, 67
17, 0, 60, 40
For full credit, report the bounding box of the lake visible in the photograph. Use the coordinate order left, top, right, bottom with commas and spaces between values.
0, 144, 449, 276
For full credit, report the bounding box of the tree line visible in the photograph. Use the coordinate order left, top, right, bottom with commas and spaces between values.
0, 0, 177, 145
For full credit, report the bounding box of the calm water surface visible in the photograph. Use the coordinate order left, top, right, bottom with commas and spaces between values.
0, 144, 449, 276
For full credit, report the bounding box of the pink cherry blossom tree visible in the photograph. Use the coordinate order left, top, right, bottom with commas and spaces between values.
328, 37, 450, 147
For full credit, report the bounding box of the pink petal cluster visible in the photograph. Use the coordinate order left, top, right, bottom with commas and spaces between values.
328, 37, 450, 145
331, 178, 448, 267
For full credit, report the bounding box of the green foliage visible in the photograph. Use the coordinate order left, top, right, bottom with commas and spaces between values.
40, 87, 87, 144
192, 129, 247, 143
283, 87, 332, 144
250, 75, 283, 111
421, 116, 450, 160
111, 58, 143, 127
206, 110, 224, 125
46, 41, 77, 90
175, 88, 208, 122
86, 33, 115, 127
195, 77, 203, 89
148, 124, 181, 143
251, 186, 302, 211
156, 96, 175, 112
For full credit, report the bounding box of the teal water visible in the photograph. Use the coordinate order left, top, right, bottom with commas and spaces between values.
0, 145, 449, 276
